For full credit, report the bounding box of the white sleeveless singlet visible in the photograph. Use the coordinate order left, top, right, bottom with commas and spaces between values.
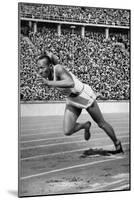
53, 66, 84, 96
53, 65, 96, 109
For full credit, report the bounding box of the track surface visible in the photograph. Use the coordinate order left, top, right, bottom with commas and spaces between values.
19, 113, 130, 197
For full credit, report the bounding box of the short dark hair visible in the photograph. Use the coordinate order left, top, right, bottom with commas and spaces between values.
37, 54, 51, 65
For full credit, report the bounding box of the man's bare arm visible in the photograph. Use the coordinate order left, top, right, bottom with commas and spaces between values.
42, 65, 74, 88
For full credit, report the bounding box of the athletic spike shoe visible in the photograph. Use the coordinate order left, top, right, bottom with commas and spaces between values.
115, 140, 124, 154
84, 121, 91, 141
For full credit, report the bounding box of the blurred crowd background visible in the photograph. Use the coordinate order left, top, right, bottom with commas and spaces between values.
20, 4, 130, 101
20, 3, 130, 26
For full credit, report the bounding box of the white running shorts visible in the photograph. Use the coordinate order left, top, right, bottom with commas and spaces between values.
66, 84, 96, 109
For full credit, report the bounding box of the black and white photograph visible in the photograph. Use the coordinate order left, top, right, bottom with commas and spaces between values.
18, 2, 130, 198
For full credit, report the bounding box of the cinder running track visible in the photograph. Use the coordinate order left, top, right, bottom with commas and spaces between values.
19, 113, 130, 197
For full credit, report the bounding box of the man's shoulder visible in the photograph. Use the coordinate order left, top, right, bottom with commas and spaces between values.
54, 64, 65, 73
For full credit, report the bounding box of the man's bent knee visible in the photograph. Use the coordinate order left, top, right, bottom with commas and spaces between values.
64, 128, 73, 136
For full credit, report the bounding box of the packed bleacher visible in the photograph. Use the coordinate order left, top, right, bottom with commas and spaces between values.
20, 3, 130, 27
20, 25, 130, 101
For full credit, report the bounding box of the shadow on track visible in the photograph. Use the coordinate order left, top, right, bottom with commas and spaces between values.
80, 148, 124, 158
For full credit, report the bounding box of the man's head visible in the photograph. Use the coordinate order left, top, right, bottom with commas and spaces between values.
37, 55, 51, 78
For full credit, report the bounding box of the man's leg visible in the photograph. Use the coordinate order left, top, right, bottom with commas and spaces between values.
86, 100, 123, 152
63, 104, 91, 140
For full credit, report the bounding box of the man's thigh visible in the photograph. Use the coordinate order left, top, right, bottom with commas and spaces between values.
63, 104, 82, 133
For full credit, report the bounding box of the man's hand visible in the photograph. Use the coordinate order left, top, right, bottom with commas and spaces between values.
42, 78, 49, 86
37, 78, 49, 87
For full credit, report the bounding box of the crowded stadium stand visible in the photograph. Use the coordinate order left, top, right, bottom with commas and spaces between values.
20, 3, 130, 27
19, 3, 130, 101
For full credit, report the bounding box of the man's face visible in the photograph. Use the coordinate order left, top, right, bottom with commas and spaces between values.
37, 58, 50, 78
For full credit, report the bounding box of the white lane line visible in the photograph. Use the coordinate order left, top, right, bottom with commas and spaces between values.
21, 116, 129, 124
21, 117, 128, 124
20, 135, 128, 150
20, 156, 125, 180
21, 142, 128, 161
21, 135, 80, 143
82, 179, 127, 192
21, 123, 129, 132
21, 119, 129, 131
20, 126, 129, 137
21, 121, 129, 130
21, 127, 62, 132
21, 131, 62, 137
20, 131, 128, 143
111, 184, 130, 190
